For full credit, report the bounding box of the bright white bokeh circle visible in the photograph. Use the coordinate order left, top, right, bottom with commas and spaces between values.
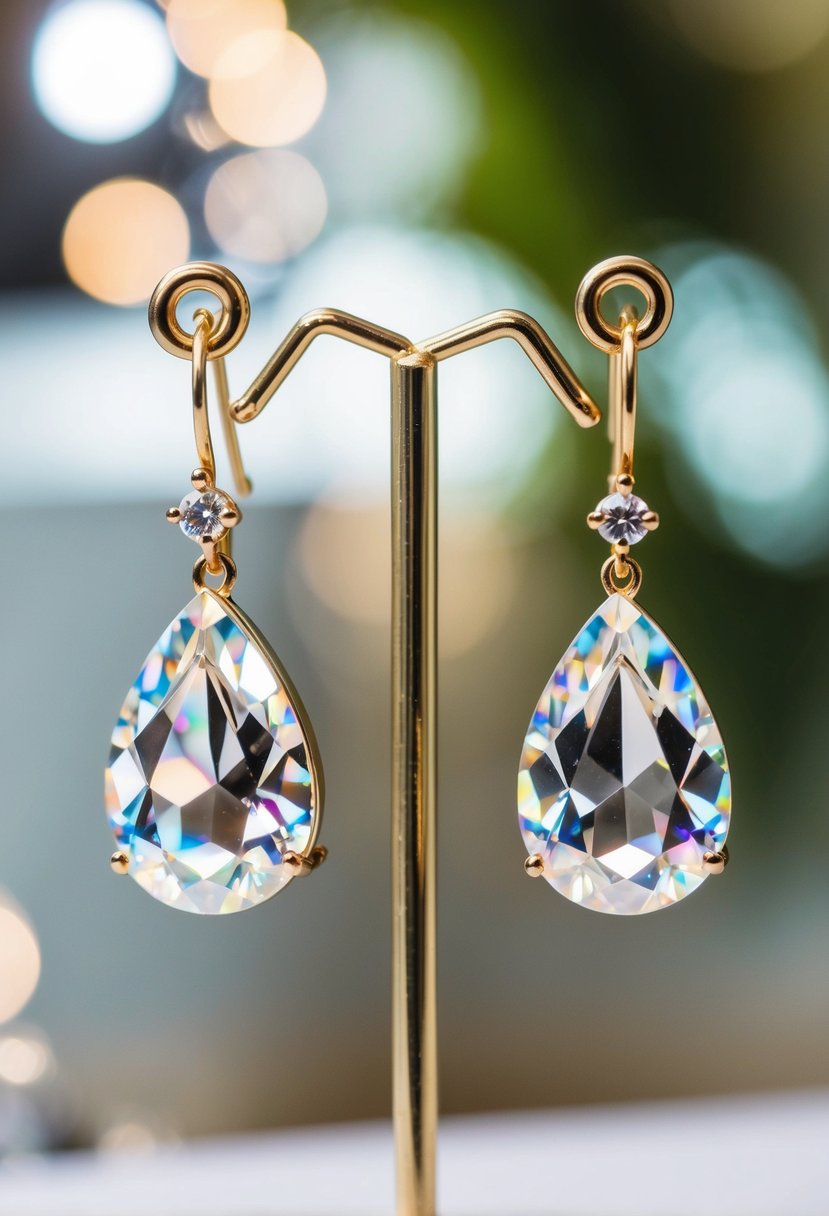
32, 0, 177, 143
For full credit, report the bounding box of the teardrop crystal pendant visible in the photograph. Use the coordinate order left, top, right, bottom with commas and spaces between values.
517, 593, 730, 915
105, 590, 323, 914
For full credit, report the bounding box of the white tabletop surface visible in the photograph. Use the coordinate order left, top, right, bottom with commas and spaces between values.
0, 1089, 826, 1216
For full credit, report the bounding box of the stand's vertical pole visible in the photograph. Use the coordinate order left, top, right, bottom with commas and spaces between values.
391, 350, 438, 1216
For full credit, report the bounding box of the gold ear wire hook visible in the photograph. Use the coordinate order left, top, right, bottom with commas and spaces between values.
579, 257, 673, 597
191, 308, 215, 485
576, 255, 673, 493
149, 262, 253, 499
609, 304, 638, 492
192, 308, 252, 498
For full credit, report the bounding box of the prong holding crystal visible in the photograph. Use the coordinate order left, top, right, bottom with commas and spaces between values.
524, 853, 545, 878
591, 489, 652, 547
703, 847, 729, 875
641, 510, 660, 532
110, 851, 129, 875
191, 467, 211, 491
166, 506, 182, 524
284, 846, 328, 877
177, 488, 236, 550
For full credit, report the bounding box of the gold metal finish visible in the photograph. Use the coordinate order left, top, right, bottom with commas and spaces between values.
191, 309, 217, 484
419, 310, 600, 427
524, 854, 545, 877
192, 551, 237, 597
229, 309, 412, 422
189, 311, 250, 511
148, 261, 251, 360
703, 846, 730, 875
608, 315, 638, 490
148, 261, 601, 1216
579, 257, 673, 589
110, 851, 129, 874
575, 254, 674, 353
283, 845, 329, 876
601, 554, 643, 598
391, 348, 438, 1216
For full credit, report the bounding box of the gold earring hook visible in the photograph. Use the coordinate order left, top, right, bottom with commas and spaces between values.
579, 256, 673, 598
191, 308, 252, 498
149, 261, 252, 499
190, 308, 215, 484
576, 255, 673, 493
608, 304, 638, 492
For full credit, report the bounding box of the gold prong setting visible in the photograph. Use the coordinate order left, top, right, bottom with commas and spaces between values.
524, 853, 545, 878
110, 851, 129, 875
589, 485, 656, 547
702, 846, 729, 876
283, 846, 328, 877
171, 479, 242, 549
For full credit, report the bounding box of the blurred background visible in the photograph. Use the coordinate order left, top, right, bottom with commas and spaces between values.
0, 0, 826, 1161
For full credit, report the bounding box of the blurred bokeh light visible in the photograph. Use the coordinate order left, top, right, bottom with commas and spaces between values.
306, 13, 482, 220
31, 0, 176, 143
299, 501, 515, 658
208, 30, 326, 148
650, 243, 829, 565
0, 1027, 54, 1087
666, 0, 829, 72
62, 178, 190, 305
165, 0, 287, 79
204, 149, 327, 262
0, 896, 40, 1025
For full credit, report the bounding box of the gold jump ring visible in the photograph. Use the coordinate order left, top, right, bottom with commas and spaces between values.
601, 554, 642, 598
575, 256, 673, 353
193, 552, 238, 597
149, 261, 250, 361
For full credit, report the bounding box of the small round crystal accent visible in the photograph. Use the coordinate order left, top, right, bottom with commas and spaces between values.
595, 491, 650, 545
178, 489, 231, 541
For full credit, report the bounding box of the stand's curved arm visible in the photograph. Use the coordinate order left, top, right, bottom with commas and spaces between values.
225, 307, 601, 429
230, 309, 412, 422
419, 309, 600, 426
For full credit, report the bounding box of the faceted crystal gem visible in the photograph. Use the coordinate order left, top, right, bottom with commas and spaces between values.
105, 591, 320, 914
595, 491, 650, 545
517, 594, 730, 915
178, 489, 232, 541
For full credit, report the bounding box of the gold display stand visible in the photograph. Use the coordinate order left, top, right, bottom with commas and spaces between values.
150, 265, 601, 1216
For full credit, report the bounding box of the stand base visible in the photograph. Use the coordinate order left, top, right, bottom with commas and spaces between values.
2, 1091, 826, 1216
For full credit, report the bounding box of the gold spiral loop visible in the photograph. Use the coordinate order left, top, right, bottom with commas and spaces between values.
575, 256, 673, 353
193, 552, 238, 597
149, 261, 250, 360
601, 553, 642, 598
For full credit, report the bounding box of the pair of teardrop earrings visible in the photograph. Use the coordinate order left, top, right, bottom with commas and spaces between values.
104, 256, 731, 918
